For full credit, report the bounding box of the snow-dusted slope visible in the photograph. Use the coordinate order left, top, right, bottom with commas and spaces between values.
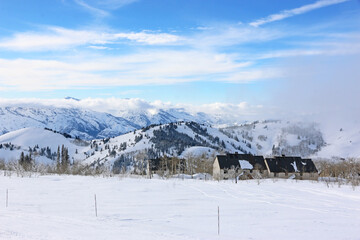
0, 128, 74, 149
0, 105, 216, 140
82, 122, 255, 166
0, 121, 358, 166
0, 106, 140, 139
0, 122, 255, 166
315, 126, 360, 159
0, 128, 89, 164
221, 120, 325, 157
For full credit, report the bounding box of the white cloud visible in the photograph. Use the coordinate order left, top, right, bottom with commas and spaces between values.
0, 24, 282, 52
78, 0, 138, 10
74, 0, 109, 18
74, 0, 139, 17
0, 51, 271, 91
189, 25, 282, 48
250, 0, 349, 27
0, 27, 181, 51
272, 54, 360, 129
88, 45, 110, 50
0, 27, 106, 51
114, 32, 181, 45
223, 68, 282, 83
257, 41, 360, 59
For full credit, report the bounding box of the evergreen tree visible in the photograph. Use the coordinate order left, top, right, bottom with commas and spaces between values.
56, 146, 61, 172
61, 145, 70, 172
19, 151, 25, 165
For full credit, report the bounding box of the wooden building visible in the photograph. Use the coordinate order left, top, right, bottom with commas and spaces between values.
213, 153, 268, 180
265, 156, 318, 180
213, 153, 318, 180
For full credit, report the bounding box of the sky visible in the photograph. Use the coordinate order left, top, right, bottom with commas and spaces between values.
0, 0, 359, 123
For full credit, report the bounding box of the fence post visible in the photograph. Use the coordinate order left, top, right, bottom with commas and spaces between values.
218, 206, 220, 235
6, 189, 8, 208
94, 194, 97, 217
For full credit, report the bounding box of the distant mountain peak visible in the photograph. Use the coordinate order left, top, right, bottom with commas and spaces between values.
65, 97, 80, 101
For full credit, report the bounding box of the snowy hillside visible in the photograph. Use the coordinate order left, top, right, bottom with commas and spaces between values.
0, 128, 89, 164
0, 122, 255, 166
315, 126, 360, 159
220, 120, 325, 158
0, 121, 358, 167
0, 106, 140, 139
82, 121, 254, 167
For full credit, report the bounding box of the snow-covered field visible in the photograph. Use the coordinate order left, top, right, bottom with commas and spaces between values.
1, 175, 360, 240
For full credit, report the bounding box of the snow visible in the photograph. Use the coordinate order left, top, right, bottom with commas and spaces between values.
180, 146, 215, 158
0, 101, 359, 159
0, 120, 359, 168
290, 161, 299, 172
285, 133, 301, 146
0, 128, 89, 163
315, 126, 360, 159
1, 174, 360, 240
0, 128, 72, 151
238, 160, 253, 169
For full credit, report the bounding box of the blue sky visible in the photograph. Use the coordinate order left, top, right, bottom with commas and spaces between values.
0, 0, 359, 111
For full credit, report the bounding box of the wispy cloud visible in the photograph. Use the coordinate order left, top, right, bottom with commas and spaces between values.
92, 0, 139, 10
0, 27, 181, 51
257, 37, 360, 59
74, 0, 138, 17
0, 23, 282, 53
74, 0, 109, 18
250, 0, 349, 27
115, 31, 181, 45
189, 25, 282, 48
0, 24, 281, 52
0, 51, 272, 91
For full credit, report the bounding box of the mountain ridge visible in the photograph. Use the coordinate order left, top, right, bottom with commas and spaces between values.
0, 120, 333, 169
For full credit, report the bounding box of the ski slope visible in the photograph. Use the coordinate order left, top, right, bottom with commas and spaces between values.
0, 174, 359, 240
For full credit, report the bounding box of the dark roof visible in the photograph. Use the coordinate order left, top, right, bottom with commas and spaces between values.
216, 154, 267, 170
265, 156, 317, 173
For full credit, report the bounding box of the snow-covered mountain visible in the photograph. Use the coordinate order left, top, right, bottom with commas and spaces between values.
0, 104, 215, 140
0, 99, 358, 165
220, 120, 325, 157
0, 121, 336, 170
0, 123, 253, 166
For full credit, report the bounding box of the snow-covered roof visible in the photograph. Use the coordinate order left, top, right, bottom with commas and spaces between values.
265, 156, 317, 173
216, 153, 266, 170
238, 160, 253, 170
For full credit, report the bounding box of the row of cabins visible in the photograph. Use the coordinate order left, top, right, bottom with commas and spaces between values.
213, 153, 318, 180
146, 153, 318, 180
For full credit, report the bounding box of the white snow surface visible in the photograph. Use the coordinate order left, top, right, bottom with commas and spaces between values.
238, 160, 253, 169
290, 161, 299, 172
0, 128, 73, 150
315, 126, 360, 159
0, 175, 360, 240
180, 146, 216, 158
